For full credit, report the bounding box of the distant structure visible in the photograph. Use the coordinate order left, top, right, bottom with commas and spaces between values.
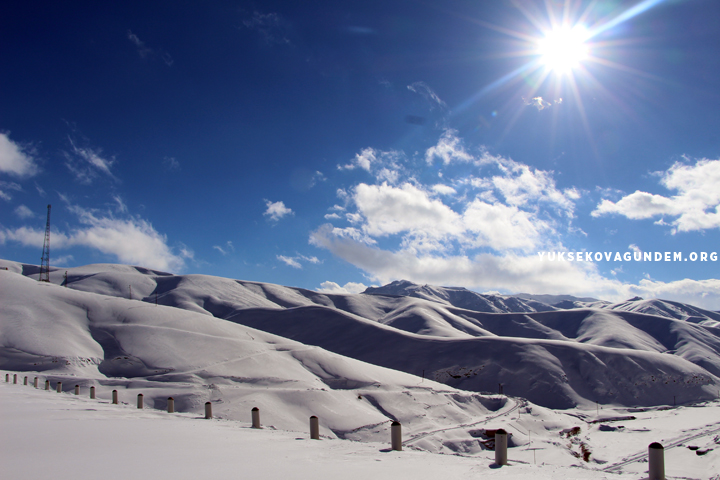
39, 204, 51, 282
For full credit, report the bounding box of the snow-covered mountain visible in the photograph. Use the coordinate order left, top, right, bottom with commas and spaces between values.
364, 280, 558, 313
568, 297, 720, 328
2, 259, 719, 411
4, 258, 720, 476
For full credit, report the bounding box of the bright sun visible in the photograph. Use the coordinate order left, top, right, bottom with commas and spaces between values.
537, 26, 589, 73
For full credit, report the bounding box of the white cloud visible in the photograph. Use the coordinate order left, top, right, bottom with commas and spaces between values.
351, 180, 552, 253
277, 255, 302, 269
492, 157, 575, 216
277, 253, 321, 269
263, 200, 294, 221
53, 254, 74, 266
0, 133, 38, 177
213, 241, 235, 256
338, 148, 402, 184
339, 148, 376, 172
1, 206, 186, 272
522, 96, 552, 110
65, 138, 117, 184
14, 205, 34, 219
317, 281, 368, 294
324, 213, 341, 220
310, 224, 720, 309
0, 181, 21, 201
425, 129, 474, 165
591, 158, 720, 233
354, 182, 463, 238
431, 184, 456, 196
462, 200, 546, 250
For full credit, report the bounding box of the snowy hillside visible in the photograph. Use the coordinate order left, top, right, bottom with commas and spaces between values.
5, 380, 720, 480
575, 297, 720, 328
2, 259, 720, 410
3, 259, 720, 478
365, 279, 559, 313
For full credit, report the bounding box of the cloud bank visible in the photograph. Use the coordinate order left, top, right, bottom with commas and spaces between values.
592, 158, 720, 233
0, 133, 38, 177
1, 205, 188, 273
310, 131, 720, 309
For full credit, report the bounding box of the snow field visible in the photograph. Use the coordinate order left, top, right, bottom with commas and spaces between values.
0, 380, 649, 480
3, 260, 720, 478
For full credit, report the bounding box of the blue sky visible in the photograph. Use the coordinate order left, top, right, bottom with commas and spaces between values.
2, 0, 720, 308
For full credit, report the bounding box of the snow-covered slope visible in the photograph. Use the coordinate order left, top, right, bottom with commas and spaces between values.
5, 381, 720, 480
569, 297, 720, 329
4, 259, 720, 477
0, 269, 507, 444
365, 280, 558, 313
3, 259, 720, 411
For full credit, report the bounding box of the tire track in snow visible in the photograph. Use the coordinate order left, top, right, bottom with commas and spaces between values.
403, 397, 526, 446
601, 421, 720, 473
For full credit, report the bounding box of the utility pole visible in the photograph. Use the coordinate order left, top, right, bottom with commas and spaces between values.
39, 205, 51, 282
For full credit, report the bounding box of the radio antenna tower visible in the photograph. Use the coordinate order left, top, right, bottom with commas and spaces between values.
39, 204, 51, 282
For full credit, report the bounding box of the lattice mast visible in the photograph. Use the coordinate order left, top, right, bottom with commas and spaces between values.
39, 204, 51, 282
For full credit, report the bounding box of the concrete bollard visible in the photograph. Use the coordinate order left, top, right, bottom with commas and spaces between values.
75, 385, 80, 395
112, 390, 118, 404
34, 377, 39, 388
251, 407, 261, 428
391, 421, 402, 451
310, 415, 320, 440
495, 429, 508, 466
45, 379, 50, 390
648, 442, 665, 480
167, 397, 175, 413
24, 376, 28, 385
14, 374, 17, 384
90, 386, 96, 399
56, 381, 62, 393
205, 401, 212, 419
137, 394, 144, 409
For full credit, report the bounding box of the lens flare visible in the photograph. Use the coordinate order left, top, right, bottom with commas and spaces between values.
537, 26, 589, 73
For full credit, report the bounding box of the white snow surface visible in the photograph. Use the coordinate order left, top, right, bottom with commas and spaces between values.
3, 259, 720, 478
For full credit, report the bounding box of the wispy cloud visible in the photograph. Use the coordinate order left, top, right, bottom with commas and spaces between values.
213, 241, 235, 256
263, 200, 294, 221
113, 195, 128, 214
163, 156, 180, 170
277, 255, 301, 269
64, 137, 117, 184
1, 204, 187, 272
592, 157, 720, 233
522, 96, 561, 111
0, 181, 21, 201
127, 30, 174, 66
317, 280, 368, 294
13, 205, 34, 219
0, 133, 39, 177
276, 254, 320, 269
241, 11, 291, 45
407, 81, 448, 111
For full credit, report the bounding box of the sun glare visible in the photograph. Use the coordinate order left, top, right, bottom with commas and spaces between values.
537, 26, 589, 73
